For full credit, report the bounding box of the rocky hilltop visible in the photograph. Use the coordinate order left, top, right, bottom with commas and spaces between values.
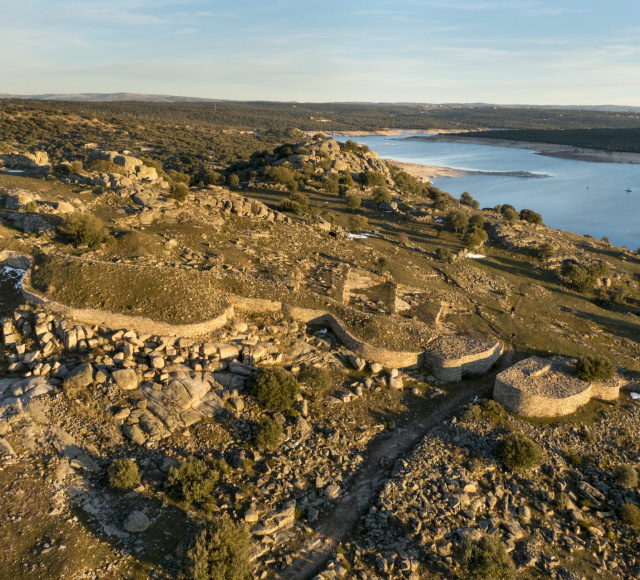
1, 118, 640, 580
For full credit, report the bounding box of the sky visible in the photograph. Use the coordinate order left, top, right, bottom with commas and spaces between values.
1, 0, 639, 105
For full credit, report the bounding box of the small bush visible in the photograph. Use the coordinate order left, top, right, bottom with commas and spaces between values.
497, 433, 544, 472
435, 247, 453, 263
228, 174, 240, 188
457, 535, 516, 580
447, 210, 469, 233
87, 159, 128, 175
502, 207, 519, 224
25, 201, 37, 213
519, 208, 543, 225
348, 215, 369, 233
397, 232, 410, 246
460, 191, 480, 209
620, 503, 640, 529
575, 355, 615, 382
360, 170, 386, 187
298, 366, 332, 396
537, 242, 556, 260
168, 456, 227, 504
373, 186, 392, 205
615, 465, 638, 488
59, 213, 110, 248
186, 514, 252, 580
469, 214, 485, 230
109, 458, 140, 491
279, 199, 302, 214
555, 492, 569, 511
346, 194, 362, 210
464, 227, 488, 250
251, 367, 300, 412
169, 182, 189, 201
254, 416, 283, 451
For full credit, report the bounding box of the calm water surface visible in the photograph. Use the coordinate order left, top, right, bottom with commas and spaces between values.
335, 135, 640, 249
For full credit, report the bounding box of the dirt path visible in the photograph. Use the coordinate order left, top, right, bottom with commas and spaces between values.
278, 348, 515, 580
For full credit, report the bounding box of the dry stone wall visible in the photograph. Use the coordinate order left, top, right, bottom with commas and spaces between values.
494, 356, 623, 417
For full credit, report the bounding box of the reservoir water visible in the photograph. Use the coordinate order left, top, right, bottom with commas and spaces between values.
334, 135, 640, 249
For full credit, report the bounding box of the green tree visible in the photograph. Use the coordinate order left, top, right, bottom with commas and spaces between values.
170, 182, 189, 201
448, 210, 469, 233
457, 535, 516, 580
346, 194, 362, 210
464, 228, 488, 250
460, 191, 480, 209
254, 416, 283, 451
186, 514, 252, 580
109, 458, 140, 491
228, 174, 240, 188
59, 213, 110, 248
497, 433, 544, 472
373, 186, 392, 205
576, 355, 615, 382
168, 456, 227, 504
348, 215, 369, 233
251, 367, 300, 412
519, 208, 543, 225
360, 171, 386, 187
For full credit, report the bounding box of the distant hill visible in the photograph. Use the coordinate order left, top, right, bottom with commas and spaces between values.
0, 93, 638, 111
0, 92, 221, 103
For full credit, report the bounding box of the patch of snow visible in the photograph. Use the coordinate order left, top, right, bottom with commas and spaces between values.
466, 253, 486, 259
631, 392, 640, 400
5, 170, 25, 174
1, 266, 26, 289
345, 233, 370, 239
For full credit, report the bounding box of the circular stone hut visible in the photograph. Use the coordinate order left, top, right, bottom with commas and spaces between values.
494, 356, 622, 417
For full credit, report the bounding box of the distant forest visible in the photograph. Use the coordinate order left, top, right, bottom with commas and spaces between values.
1, 99, 640, 173
464, 128, 640, 154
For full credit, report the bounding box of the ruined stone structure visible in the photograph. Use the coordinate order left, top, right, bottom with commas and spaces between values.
423, 336, 504, 382
494, 356, 622, 417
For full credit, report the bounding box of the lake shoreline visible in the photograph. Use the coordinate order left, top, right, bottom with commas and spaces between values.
386, 160, 549, 180
404, 135, 640, 165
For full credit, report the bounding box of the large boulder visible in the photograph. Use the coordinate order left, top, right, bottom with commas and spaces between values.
111, 368, 139, 391
63, 363, 94, 390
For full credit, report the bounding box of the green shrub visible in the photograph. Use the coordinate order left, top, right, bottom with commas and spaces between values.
447, 210, 469, 233
620, 503, 640, 529
279, 199, 302, 214
250, 367, 300, 412
59, 213, 110, 248
555, 492, 569, 511
360, 170, 386, 187
460, 191, 480, 209
25, 201, 37, 213
537, 242, 556, 260
519, 208, 543, 225
461, 399, 505, 424
169, 182, 189, 201
435, 247, 453, 263
502, 207, 519, 224
87, 159, 128, 175
70, 160, 83, 174
469, 214, 485, 230
186, 514, 252, 580
298, 366, 332, 397
497, 433, 544, 472
348, 215, 368, 233
228, 174, 240, 188
615, 465, 638, 488
575, 355, 615, 382
109, 458, 140, 491
373, 186, 392, 205
457, 535, 516, 580
168, 456, 227, 504
254, 416, 283, 451
346, 194, 361, 210
464, 227, 488, 250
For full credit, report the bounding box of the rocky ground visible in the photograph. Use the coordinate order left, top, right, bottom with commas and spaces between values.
1, 133, 640, 579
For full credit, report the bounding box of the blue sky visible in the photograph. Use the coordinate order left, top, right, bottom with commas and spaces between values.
1, 0, 639, 105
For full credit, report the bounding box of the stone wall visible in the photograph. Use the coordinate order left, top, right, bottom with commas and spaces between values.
423, 341, 503, 382
493, 377, 593, 417
494, 356, 623, 417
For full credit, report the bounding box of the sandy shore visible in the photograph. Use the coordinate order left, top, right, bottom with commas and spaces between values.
387, 160, 549, 180
405, 135, 640, 165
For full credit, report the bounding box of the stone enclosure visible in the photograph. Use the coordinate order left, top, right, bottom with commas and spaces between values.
494, 356, 622, 417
